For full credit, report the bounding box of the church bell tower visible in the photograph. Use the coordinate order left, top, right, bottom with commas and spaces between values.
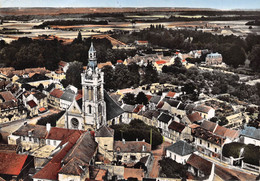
81, 42, 106, 130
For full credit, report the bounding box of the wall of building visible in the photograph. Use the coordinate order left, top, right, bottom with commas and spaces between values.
166, 150, 191, 164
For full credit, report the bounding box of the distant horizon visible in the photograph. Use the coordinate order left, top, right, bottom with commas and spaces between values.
1, 0, 260, 10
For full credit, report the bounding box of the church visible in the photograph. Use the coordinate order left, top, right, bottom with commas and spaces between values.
62, 42, 124, 131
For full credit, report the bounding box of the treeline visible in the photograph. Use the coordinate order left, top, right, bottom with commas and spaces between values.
33, 19, 108, 29
246, 20, 260, 26
0, 36, 136, 70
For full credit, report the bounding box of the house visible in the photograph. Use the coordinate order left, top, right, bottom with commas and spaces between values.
182, 112, 203, 125
135, 40, 148, 46
114, 140, 151, 164
168, 121, 192, 142
162, 98, 186, 118
33, 132, 98, 181
138, 110, 160, 127
23, 91, 48, 116
187, 154, 212, 179
49, 88, 64, 108
154, 60, 167, 72
17, 73, 53, 88
0, 91, 27, 124
0, 152, 33, 180
205, 52, 222, 65
239, 126, 260, 146
60, 88, 76, 110
149, 95, 161, 110
95, 126, 114, 161
193, 104, 215, 120
166, 140, 196, 164
97, 61, 113, 69
192, 127, 225, 158
157, 112, 173, 136
201, 120, 239, 142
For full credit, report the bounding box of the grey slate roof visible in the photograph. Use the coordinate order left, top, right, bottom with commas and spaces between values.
45, 83, 55, 92
240, 126, 260, 140
163, 98, 180, 107
104, 91, 124, 120
166, 140, 195, 156
150, 96, 161, 104
158, 112, 172, 124
121, 104, 135, 112
60, 90, 75, 102
95, 126, 114, 137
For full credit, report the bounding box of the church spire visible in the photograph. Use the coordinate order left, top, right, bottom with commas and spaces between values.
88, 42, 97, 70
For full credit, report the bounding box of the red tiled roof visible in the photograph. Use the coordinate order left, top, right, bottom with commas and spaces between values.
124, 168, 144, 181
214, 125, 239, 140
155, 60, 167, 65
46, 127, 85, 141
133, 105, 143, 113
187, 112, 203, 123
97, 61, 113, 69
166, 91, 176, 98
157, 101, 164, 109
95, 169, 107, 181
187, 154, 212, 176
38, 107, 46, 112
76, 90, 82, 101
114, 141, 151, 153
117, 60, 123, 63
168, 121, 186, 133
34, 131, 83, 180
182, 59, 186, 62
50, 88, 64, 98
0, 152, 28, 176
0, 91, 17, 102
137, 40, 148, 44
146, 95, 152, 101
27, 100, 37, 108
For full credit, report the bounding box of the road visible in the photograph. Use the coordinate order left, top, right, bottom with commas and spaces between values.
149, 141, 171, 178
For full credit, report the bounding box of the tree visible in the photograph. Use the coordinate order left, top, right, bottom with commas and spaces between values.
65, 61, 83, 89
37, 83, 44, 92
174, 56, 183, 68
122, 93, 136, 105
102, 65, 115, 91
136, 92, 148, 105
249, 45, 260, 71
223, 45, 246, 68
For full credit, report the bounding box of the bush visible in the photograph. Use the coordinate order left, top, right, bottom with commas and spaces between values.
37, 111, 65, 127
222, 143, 260, 166
110, 119, 163, 149
159, 157, 188, 178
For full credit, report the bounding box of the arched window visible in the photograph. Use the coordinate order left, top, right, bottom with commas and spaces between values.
71, 118, 79, 129
88, 105, 92, 114
98, 104, 102, 113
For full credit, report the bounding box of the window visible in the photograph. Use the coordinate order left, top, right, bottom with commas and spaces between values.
71, 118, 79, 129
208, 143, 210, 148
200, 139, 202, 144
34, 138, 37, 143
54, 140, 56, 146
174, 154, 176, 160
130, 155, 136, 161
215, 148, 217, 152
29, 137, 32, 141
88, 105, 92, 114
23, 136, 25, 141
47, 140, 50, 145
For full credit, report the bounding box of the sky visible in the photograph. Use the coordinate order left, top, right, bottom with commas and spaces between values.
1, 0, 260, 10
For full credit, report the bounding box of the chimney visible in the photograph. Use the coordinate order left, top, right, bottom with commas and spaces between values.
122, 138, 125, 144
46, 123, 51, 133
142, 145, 146, 152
